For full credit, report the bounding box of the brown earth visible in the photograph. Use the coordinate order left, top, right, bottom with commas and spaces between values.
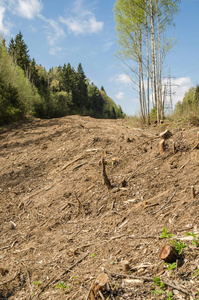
0, 115, 198, 300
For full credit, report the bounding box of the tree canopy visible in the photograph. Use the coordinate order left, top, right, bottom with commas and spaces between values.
0, 32, 125, 125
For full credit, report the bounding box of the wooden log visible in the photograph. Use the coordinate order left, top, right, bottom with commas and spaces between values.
191, 186, 195, 199
122, 260, 130, 273
159, 244, 180, 263
159, 139, 165, 155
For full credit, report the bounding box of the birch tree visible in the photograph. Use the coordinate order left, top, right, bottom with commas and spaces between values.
114, 0, 180, 123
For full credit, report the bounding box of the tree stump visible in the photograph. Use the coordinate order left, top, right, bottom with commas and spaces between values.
173, 142, 176, 154
122, 260, 130, 273
92, 273, 109, 298
159, 244, 180, 263
159, 139, 165, 155
102, 154, 112, 190
191, 186, 195, 199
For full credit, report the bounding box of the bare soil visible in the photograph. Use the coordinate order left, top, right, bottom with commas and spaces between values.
0, 115, 198, 300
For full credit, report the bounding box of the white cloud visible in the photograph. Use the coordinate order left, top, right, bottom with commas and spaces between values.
116, 92, 125, 100
163, 77, 193, 108
39, 15, 65, 51
60, 16, 103, 35
0, 6, 9, 35
16, 0, 43, 19
115, 73, 132, 85
49, 46, 63, 56
59, 0, 103, 35
6, 0, 43, 19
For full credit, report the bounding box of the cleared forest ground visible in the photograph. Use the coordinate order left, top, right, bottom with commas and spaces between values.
0, 115, 199, 299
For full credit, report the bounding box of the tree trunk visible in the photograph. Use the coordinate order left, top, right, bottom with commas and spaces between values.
150, 0, 158, 123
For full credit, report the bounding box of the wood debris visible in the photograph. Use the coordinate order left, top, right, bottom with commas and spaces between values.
102, 152, 112, 189
159, 244, 181, 263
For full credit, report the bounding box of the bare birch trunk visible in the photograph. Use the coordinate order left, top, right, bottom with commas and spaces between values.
156, 0, 163, 121
150, 0, 158, 123
145, 1, 150, 124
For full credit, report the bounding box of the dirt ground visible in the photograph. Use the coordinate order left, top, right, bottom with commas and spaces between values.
0, 115, 199, 300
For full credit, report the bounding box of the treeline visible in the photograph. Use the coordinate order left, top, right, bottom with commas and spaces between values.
0, 32, 124, 125
174, 85, 199, 121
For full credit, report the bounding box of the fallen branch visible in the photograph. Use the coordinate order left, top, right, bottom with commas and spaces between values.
151, 189, 176, 215
61, 154, 85, 171
192, 142, 199, 150
73, 162, 87, 171
104, 268, 190, 295
179, 160, 189, 171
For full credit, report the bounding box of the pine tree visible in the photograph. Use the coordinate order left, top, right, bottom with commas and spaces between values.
8, 31, 30, 74
76, 63, 87, 113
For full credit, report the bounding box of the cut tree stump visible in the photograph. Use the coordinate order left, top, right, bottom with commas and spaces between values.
91, 273, 109, 298
122, 260, 130, 273
159, 139, 165, 155
173, 142, 176, 154
159, 244, 180, 263
102, 153, 112, 190
191, 186, 195, 199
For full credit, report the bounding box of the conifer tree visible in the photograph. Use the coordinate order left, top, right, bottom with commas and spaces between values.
8, 31, 30, 74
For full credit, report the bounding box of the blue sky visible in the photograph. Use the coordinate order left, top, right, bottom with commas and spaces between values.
0, 0, 199, 115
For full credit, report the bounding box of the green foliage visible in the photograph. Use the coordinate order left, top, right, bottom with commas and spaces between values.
151, 288, 165, 295
172, 240, 187, 255
151, 277, 173, 299
0, 38, 40, 125
90, 253, 97, 258
8, 31, 30, 73
173, 85, 199, 122
166, 291, 174, 300
55, 281, 70, 290
160, 228, 186, 257
33, 281, 41, 285
160, 227, 173, 239
193, 269, 199, 277
1, 32, 125, 125
150, 106, 157, 123
164, 262, 176, 271
153, 277, 165, 288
